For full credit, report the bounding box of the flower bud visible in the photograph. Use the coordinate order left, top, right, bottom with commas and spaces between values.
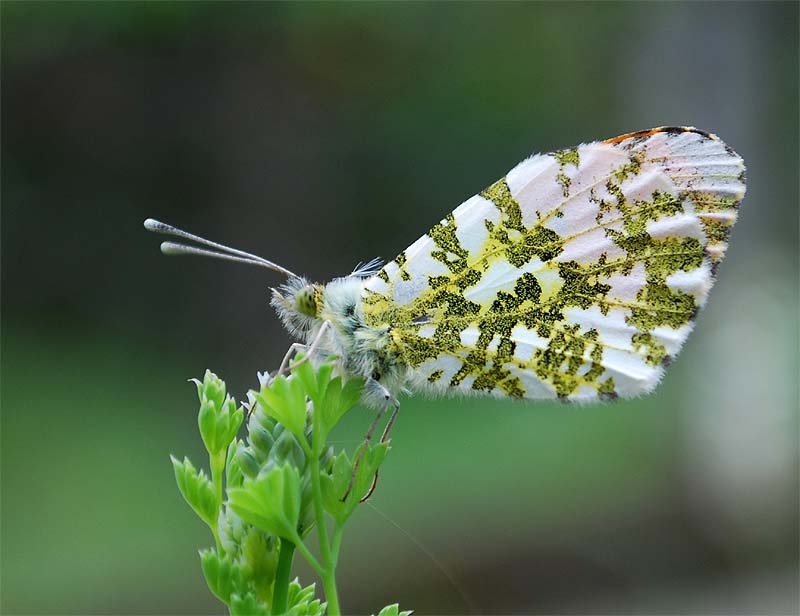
198, 388, 243, 455
236, 443, 261, 479
198, 398, 219, 454
272, 429, 305, 470
249, 425, 274, 458
196, 370, 226, 409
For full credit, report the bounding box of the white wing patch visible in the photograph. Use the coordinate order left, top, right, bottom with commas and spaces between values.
362, 127, 745, 401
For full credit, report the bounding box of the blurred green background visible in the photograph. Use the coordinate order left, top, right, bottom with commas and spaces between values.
2, 2, 798, 614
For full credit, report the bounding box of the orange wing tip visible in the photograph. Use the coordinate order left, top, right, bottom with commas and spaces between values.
604, 126, 719, 145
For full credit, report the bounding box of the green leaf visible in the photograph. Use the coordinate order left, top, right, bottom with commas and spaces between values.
292, 355, 323, 401
320, 451, 353, 524
200, 549, 249, 606
340, 376, 365, 413
291, 356, 363, 444
218, 506, 246, 557
240, 527, 278, 601
271, 429, 306, 470
286, 579, 326, 616
354, 442, 390, 500
223, 398, 245, 445
171, 455, 218, 528
198, 398, 219, 453
227, 440, 245, 488
255, 376, 308, 451
236, 442, 261, 479
249, 423, 275, 458
374, 605, 413, 616
230, 592, 269, 616
320, 441, 390, 522
286, 578, 314, 607
227, 465, 302, 541
314, 376, 365, 444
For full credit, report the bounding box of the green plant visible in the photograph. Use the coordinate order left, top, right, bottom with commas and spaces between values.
171, 357, 412, 616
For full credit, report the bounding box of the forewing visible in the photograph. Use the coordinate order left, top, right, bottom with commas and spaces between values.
362, 127, 745, 401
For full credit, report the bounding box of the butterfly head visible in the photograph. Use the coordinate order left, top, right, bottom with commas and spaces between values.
270, 276, 324, 338
294, 283, 320, 317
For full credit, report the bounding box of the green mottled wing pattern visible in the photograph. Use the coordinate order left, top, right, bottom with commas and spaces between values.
361, 127, 745, 401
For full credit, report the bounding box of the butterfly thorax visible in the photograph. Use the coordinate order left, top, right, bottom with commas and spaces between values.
271, 275, 409, 405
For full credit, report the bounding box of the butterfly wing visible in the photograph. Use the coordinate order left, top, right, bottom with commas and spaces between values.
361, 127, 745, 401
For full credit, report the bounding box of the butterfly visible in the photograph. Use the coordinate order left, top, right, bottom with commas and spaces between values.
146, 125, 745, 435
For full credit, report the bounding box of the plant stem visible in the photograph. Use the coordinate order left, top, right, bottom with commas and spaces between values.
310, 405, 340, 615
310, 444, 332, 563
211, 450, 225, 504
292, 536, 324, 575
319, 567, 341, 616
322, 525, 345, 614
210, 449, 226, 553
331, 524, 344, 567
310, 457, 332, 566
272, 539, 295, 615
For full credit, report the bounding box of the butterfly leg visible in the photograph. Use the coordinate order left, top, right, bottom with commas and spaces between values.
275, 320, 333, 378
276, 343, 308, 378
342, 403, 386, 501
255, 322, 336, 421
341, 379, 393, 500
359, 398, 400, 503
342, 379, 400, 502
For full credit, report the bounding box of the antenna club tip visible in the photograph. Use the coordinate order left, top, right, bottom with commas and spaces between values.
160, 241, 179, 255
143, 218, 164, 231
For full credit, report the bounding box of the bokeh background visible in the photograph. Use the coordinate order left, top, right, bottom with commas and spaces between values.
2, 2, 798, 614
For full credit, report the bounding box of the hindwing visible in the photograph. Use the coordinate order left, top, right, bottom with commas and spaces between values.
361, 127, 745, 401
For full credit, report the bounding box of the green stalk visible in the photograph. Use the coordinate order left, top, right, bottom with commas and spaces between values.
331, 524, 344, 567
210, 449, 226, 553
310, 406, 340, 615
272, 539, 296, 615
292, 535, 324, 575
319, 566, 341, 616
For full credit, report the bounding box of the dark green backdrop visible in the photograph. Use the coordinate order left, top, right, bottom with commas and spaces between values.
2, 2, 798, 614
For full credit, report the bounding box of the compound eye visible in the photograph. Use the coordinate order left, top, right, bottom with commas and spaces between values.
296, 285, 318, 317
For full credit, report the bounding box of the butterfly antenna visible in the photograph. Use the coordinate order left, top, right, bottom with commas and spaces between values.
143, 219, 298, 278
